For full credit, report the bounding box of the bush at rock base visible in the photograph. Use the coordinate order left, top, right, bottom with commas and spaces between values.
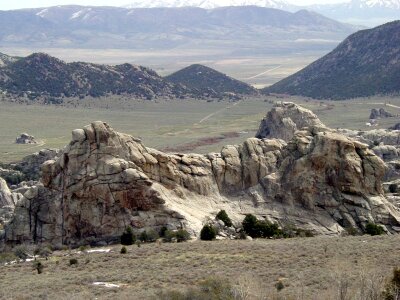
242, 214, 258, 237
216, 210, 233, 227
162, 229, 191, 243
242, 215, 314, 239
365, 223, 384, 236
32, 261, 44, 274
139, 229, 159, 243
13, 245, 29, 261
200, 225, 217, 241
69, 258, 78, 266
34, 245, 52, 259
242, 214, 282, 238
121, 226, 136, 245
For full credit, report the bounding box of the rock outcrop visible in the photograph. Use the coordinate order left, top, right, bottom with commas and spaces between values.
0, 178, 15, 237
0, 178, 13, 208
389, 123, 400, 131
255, 102, 400, 181
370, 108, 395, 119
15, 133, 37, 144
0, 149, 61, 186
256, 102, 324, 141
2, 104, 400, 247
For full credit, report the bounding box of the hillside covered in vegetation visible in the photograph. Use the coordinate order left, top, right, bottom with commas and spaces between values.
264, 21, 400, 100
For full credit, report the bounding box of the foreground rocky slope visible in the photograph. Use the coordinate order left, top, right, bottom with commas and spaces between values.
2, 103, 400, 247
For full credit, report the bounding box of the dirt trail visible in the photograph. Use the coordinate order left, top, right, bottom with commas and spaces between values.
198, 101, 241, 124
245, 66, 282, 80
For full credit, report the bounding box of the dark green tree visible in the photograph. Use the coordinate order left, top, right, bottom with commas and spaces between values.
121, 226, 136, 245
216, 210, 233, 227
200, 225, 217, 241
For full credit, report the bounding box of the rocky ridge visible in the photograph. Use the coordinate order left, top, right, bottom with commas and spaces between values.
0, 53, 193, 100
264, 21, 400, 99
1, 103, 400, 247
166, 64, 258, 98
0, 52, 258, 101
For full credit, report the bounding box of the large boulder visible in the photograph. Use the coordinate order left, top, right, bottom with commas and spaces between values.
15, 133, 37, 144
0, 178, 15, 238
369, 108, 395, 120
262, 126, 400, 230
256, 102, 324, 141
3, 107, 400, 246
0, 178, 13, 208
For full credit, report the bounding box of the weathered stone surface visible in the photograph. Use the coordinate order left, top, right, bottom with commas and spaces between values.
257, 103, 400, 182
4, 149, 61, 182
337, 129, 400, 181
256, 102, 324, 141
389, 123, 400, 130
3, 104, 400, 246
261, 126, 400, 231
370, 108, 395, 120
15, 133, 37, 144
0, 178, 13, 208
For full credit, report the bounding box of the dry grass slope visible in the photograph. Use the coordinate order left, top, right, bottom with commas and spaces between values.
1, 235, 400, 299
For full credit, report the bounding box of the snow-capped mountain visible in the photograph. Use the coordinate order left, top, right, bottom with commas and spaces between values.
348, 0, 400, 9
309, 0, 400, 26
123, 0, 298, 11
123, 0, 400, 25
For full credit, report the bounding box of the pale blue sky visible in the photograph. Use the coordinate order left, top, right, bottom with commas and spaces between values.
0, 0, 348, 10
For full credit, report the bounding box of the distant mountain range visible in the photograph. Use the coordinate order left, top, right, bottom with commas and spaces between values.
309, 0, 400, 26
123, 0, 297, 10
123, 0, 400, 25
0, 52, 192, 100
0, 5, 358, 54
264, 21, 400, 100
0, 53, 257, 100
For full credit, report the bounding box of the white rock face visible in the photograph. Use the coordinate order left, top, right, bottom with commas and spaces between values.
0, 178, 13, 208
256, 102, 325, 141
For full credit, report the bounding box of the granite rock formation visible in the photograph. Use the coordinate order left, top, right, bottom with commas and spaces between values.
0, 178, 13, 208
15, 133, 37, 144
2, 104, 400, 247
370, 108, 395, 119
256, 102, 324, 141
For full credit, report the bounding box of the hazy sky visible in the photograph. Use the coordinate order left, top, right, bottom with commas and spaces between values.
0, 0, 349, 10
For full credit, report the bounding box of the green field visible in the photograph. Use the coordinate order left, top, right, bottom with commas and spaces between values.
1, 95, 400, 163
0, 97, 271, 163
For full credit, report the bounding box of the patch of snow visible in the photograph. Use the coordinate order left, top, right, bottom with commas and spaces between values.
86, 248, 111, 253
93, 282, 120, 288
70, 8, 92, 20
36, 8, 49, 17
